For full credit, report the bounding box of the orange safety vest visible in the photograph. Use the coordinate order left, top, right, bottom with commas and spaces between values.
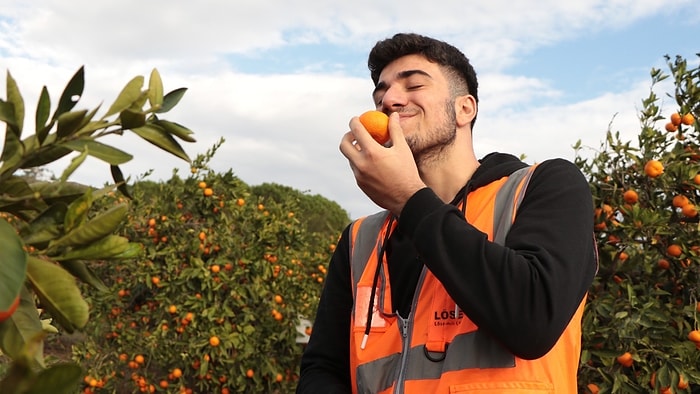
348, 165, 585, 393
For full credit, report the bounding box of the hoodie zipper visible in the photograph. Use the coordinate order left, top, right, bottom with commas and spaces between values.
394, 266, 427, 394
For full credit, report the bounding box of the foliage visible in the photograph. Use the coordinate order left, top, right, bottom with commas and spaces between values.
0, 67, 196, 392
576, 54, 700, 393
250, 182, 350, 235
73, 143, 342, 393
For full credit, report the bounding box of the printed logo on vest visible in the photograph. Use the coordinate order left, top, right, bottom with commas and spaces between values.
433, 308, 465, 327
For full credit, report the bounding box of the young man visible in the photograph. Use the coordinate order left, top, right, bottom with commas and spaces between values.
297, 33, 597, 393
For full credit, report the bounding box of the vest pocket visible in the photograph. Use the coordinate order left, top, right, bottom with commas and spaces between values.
450, 381, 554, 393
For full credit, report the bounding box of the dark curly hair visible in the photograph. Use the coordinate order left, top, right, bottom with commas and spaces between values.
368, 33, 479, 127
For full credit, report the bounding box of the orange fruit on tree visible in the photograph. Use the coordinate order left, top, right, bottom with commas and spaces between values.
657, 259, 670, 270
644, 159, 664, 178
274, 295, 283, 304
168, 305, 177, 314
665, 122, 678, 133
245, 369, 254, 378
359, 110, 390, 144
134, 354, 145, 364
694, 174, 700, 185
681, 113, 695, 125
670, 112, 682, 126
210, 264, 220, 274
236, 198, 245, 206
672, 194, 689, 208
688, 330, 700, 343
275, 373, 284, 383
678, 375, 689, 390
616, 351, 634, 367
622, 189, 638, 204
198, 181, 207, 189
681, 203, 698, 218
667, 244, 682, 258
203, 188, 214, 197
209, 335, 220, 347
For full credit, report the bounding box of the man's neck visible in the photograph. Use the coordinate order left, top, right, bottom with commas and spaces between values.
417, 133, 479, 203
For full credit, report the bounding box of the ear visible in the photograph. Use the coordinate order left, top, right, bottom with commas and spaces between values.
455, 95, 477, 128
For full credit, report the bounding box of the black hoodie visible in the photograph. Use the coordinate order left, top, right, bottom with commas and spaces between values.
296, 153, 598, 393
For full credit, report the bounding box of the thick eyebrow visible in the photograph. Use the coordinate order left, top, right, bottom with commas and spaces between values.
372, 69, 433, 99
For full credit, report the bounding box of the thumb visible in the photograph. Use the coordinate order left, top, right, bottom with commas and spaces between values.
386, 112, 406, 147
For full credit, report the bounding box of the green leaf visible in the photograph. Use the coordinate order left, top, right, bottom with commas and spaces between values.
56, 109, 88, 139
156, 87, 187, 114
25, 255, 89, 332
148, 68, 164, 109
59, 149, 88, 183
54, 260, 108, 292
63, 188, 93, 233
155, 119, 197, 142
51, 203, 128, 248
19, 203, 67, 249
110, 165, 133, 199
132, 124, 190, 162
119, 108, 147, 129
0, 99, 19, 132
61, 139, 133, 165
6, 70, 25, 136
54, 235, 130, 261
35, 86, 51, 144
108, 242, 143, 259
20, 141, 72, 169
26, 362, 83, 394
104, 75, 144, 118
0, 219, 27, 310
0, 286, 44, 368
29, 181, 90, 207
0, 129, 24, 173
53, 66, 85, 121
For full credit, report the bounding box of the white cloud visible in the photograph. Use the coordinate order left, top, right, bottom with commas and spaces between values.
1, 0, 698, 219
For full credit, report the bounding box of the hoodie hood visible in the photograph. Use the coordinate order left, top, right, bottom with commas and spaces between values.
450, 152, 528, 205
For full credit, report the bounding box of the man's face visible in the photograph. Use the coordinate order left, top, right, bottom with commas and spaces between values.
372, 54, 457, 163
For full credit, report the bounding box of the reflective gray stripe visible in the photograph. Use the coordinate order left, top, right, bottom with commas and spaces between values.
493, 166, 535, 245
350, 211, 390, 297
356, 351, 402, 394
357, 330, 516, 392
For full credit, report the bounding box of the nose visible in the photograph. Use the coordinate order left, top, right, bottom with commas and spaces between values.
378, 86, 407, 112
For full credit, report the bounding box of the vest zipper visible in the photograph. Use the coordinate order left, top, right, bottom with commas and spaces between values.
395, 267, 427, 394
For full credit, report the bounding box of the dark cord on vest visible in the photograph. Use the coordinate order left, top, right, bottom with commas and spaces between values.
362, 215, 395, 350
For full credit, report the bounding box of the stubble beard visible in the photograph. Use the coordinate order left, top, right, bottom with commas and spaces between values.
406, 100, 457, 168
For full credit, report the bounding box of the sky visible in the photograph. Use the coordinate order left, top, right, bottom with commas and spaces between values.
1, 1, 699, 220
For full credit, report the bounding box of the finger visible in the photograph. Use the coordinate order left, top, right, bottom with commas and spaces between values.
348, 116, 378, 147
386, 112, 405, 147
339, 131, 361, 159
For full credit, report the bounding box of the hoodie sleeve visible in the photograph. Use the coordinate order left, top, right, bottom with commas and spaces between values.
398, 158, 597, 359
296, 226, 353, 393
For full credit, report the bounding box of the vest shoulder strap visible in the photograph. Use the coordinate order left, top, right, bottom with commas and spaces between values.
492, 164, 537, 245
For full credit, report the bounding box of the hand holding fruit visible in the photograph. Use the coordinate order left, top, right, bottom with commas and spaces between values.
340, 111, 426, 216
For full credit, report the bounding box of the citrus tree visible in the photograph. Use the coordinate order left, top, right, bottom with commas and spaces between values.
0, 67, 196, 393
73, 142, 348, 393
577, 54, 700, 393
